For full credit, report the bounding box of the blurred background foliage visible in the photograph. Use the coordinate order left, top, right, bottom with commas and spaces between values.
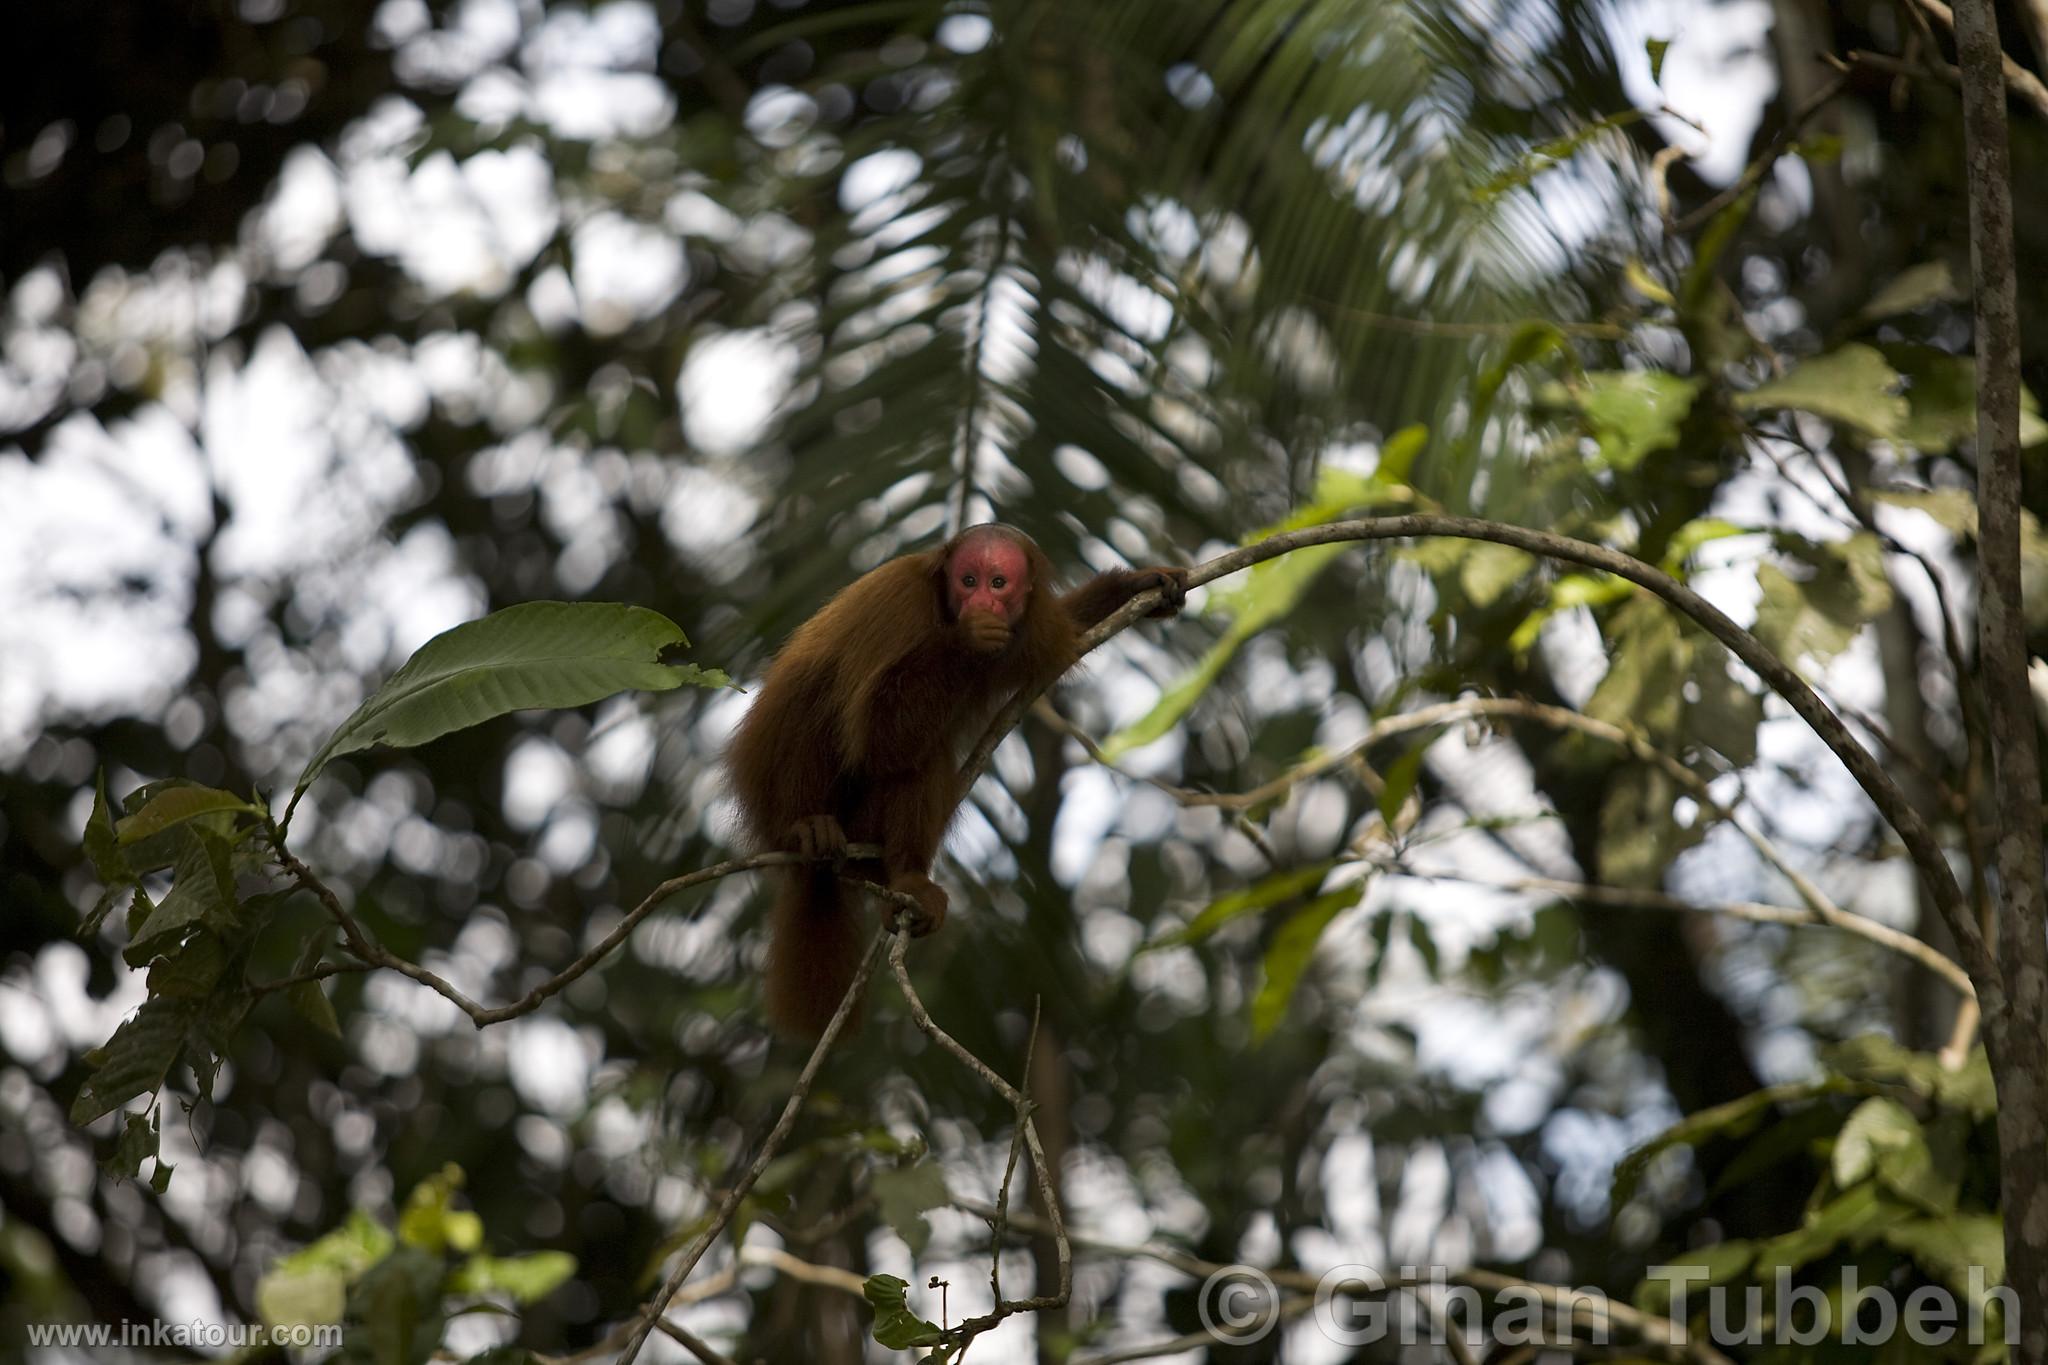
4, 0, 2047, 1359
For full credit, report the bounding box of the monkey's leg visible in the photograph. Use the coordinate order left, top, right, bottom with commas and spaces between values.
870, 771, 957, 935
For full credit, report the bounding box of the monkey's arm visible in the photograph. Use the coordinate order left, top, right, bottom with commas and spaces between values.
1059, 566, 1188, 631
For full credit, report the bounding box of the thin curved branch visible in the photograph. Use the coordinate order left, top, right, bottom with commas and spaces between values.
1393, 867, 1974, 998
957, 1200, 1733, 1365
268, 830, 914, 1027
964, 515, 1991, 987
888, 932, 1072, 1342
614, 928, 895, 1365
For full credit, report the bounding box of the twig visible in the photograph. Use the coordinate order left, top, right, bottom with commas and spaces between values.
1909, 0, 2048, 119
1393, 867, 1973, 998
955, 1200, 1732, 1365
988, 997, 1040, 1308
1672, 73, 1850, 234
1046, 693, 1969, 993
614, 929, 896, 1365
267, 823, 915, 1027
888, 934, 1072, 1343
654, 1319, 734, 1365
963, 515, 1989, 986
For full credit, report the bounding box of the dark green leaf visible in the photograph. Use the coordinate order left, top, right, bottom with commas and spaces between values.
108, 1109, 158, 1181
291, 979, 343, 1039
1377, 747, 1426, 828
1152, 860, 1342, 949
116, 784, 258, 845
294, 603, 720, 800
1613, 1078, 1849, 1208
1645, 37, 1671, 83
1251, 881, 1368, 1040
863, 1273, 944, 1349
70, 998, 195, 1125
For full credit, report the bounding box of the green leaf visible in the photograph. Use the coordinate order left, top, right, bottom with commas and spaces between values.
291, 979, 344, 1039
1883, 1214, 2005, 1300
124, 830, 238, 966
1755, 1181, 1896, 1274
1405, 914, 1439, 978
1871, 487, 1979, 537
70, 997, 195, 1124
346, 1243, 446, 1365
1624, 258, 1675, 307
1885, 345, 2048, 453
108, 1108, 159, 1181
1832, 1096, 1920, 1186
259, 1208, 397, 1333
450, 1252, 577, 1304
863, 1273, 944, 1349
872, 1161, 951, 1257
116, 784, 258, 845
1663, 517, 1749, 567
1377, 747, 1426, 828
1752, 533, 1894, 666
1151, 860, 1342, 949
1103, 462, 1406, 758
1575, 370, 1699, 470
1597, 766, 1696, 888
1857, 262, 1963, 322
1823, 1035, 1995, 1119
1613, 1079, 1848, 1208
148, 931, 230, 998
1734, 343, 1908, 441
397, 1165, 482, 1254
1478, 109, 1646, 201
81, 770, 134, 936
1633, 1240, 1753, 1314
1371, 424, 1429, 488
1459, 541, 1534, 607
1645, 37, 1671, 83
294, 603, 722, 800
1250, 881, 1368, 1040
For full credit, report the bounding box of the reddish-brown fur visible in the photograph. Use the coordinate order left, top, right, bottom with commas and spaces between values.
726, 525, 1186, 1035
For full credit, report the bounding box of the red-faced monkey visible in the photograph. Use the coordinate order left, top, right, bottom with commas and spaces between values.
727, 525, 1186, 1034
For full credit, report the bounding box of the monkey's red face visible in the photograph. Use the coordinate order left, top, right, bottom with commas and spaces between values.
945, 535, 1031, 625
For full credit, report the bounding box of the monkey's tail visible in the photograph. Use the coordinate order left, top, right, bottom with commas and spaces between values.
764, 866, 867, 1038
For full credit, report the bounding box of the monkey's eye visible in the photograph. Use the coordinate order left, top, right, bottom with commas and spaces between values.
961, 574, 976, 588
991, 575, 1007, 589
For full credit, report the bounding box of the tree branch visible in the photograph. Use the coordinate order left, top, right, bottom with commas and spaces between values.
613, 928, 896, 1365
966, 517, 1990, 987
1952, 0, 2048, 1353
888, 932, 1072, 1342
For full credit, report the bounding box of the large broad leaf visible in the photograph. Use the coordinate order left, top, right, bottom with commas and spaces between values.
1574, 369, 1699, 470
1733, 343, 1908, 441
1752, 533, 1894, 667
294, 603, 727, 800
70, 997, 197, 1124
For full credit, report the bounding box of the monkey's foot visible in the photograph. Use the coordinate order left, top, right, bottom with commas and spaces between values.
1137, 567, 1189, 618
883, 873, 948, 937
787, 814, 848, 861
